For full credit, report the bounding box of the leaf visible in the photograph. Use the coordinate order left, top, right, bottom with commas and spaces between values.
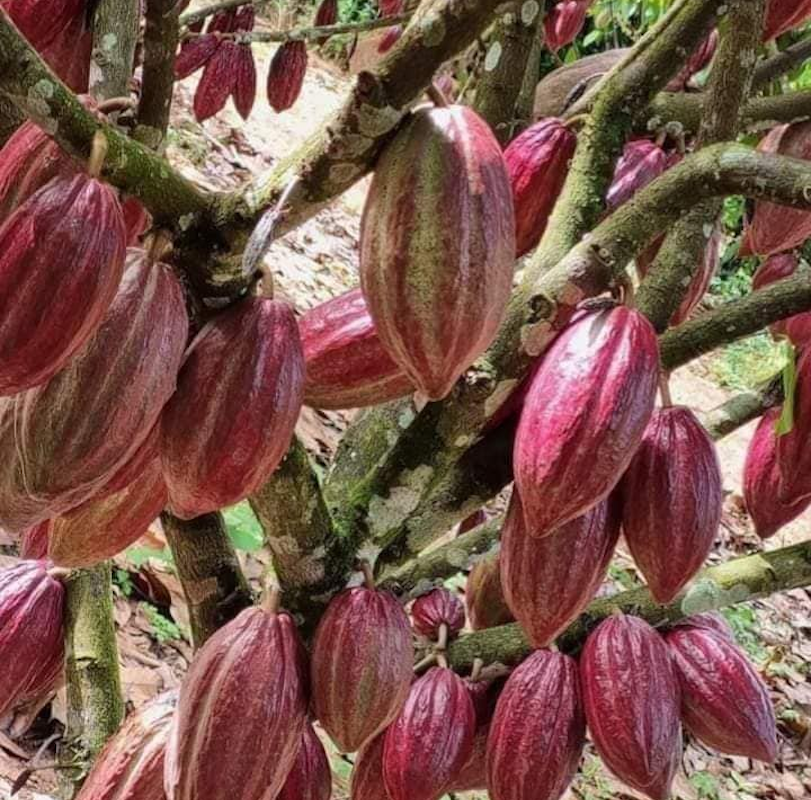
776, 340, 798, 436
223, 501, 264, 552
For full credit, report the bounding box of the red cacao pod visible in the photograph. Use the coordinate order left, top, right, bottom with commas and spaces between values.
175, 34, 220, 79
3, 0, 84, 50
486, 650, 585, 800
99, 422, 161, 500
449, 726, 488, 792
411, 587, 465, 640
314, 0, 337, 27
544, 0, 592, 52
268, 41, 308, 112
669, 223, 722, 326
233, 44, 257, 120
377, 25, 402, 53
458, 508, 487, 534
161, 297, 304, 519
764, 0, 811, 41
194, 40, 243, 122
619, 406, 722, 603
501, 492, 619, 647
350, 734, 389, 800
20, 521, 50, 560
0, 173, 126, 396
466, 555, 514, 630
775, 348, 811, 503
77, 691, 177, 800
671, 611, 734, 642
361, 105, 516, 400
311, 585, 412, 753
300, 288, 413, 409
278, 724, 332, 800
378, 0, 402, 15
0, 560, 64, 719
165, 605, 309, 800
752, 254, 811, 345
666, 29, 718, 91
606, 139, 668, 211
121, 196, 151, 247
1, 665, 62, 739
665, 624, 777, 762
580, 614, 682, 800
505, 118, 576, 257
514, 304, 659, 537
744, 408, 811, 538
38, 9, 92, 91
383, 667, 476, 800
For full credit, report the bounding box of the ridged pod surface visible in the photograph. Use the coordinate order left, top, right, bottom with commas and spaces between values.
311, 586, 412, 753
544, 0, 592, 52
775, 348, 811, 503
752, 254, 811, 345
411, 588, 465, 640
606, 139, 668, 211
671, 612, 734, 642
501, 492, 619, 647
504, 118, 576, 257
360, 105, 516, 400
3, 0, 85, 50
161, 297, 304, 519
666, 29, 718, 91
175, 34, 220, 78
350, 734, 389, 800
448, 678, 497, 791
300, 288, 412, 409
97, 423, 161, 500
278, 724, 333, 800
486, 651, 585, 800
383, 667, 476, 800
0, 249, 187, 532
20, 521, 50, 560
619, 406, 722, 603
193, 41, 243, 122
763, 0, 811, 40
0, 173, 126, 397
513, 305, 659, 537
466, 555, 514, 630
668, 224, 722, 326
580, 615, 682, 800
165, 605, 309, 800
76, 691, 177, 800
665, 625, 777, 762
268, 41, 308, 112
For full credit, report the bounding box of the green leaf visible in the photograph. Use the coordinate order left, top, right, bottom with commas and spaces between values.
776, 340, 798, 436
126, 544, 174, 567
223, 502, 264, 552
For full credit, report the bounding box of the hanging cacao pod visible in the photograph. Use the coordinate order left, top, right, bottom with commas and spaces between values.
544, 0, 592, 53
466, 555, 514, 630
486, 650, 585, 800
314, 0, 337, 44
383, 667, 476, 800
3, 0, 84, 51
311, 584, 412, 753
513, 304, 659, 538
165, 604, 309, 800
752, 254, 811, 345
669, 223, 722, 326
39, 9, 92, 91
411, 587, 465, 640
268, 41, 308, 112
666, 29, 718, 91
161, 297, 304, 519
665, 623, 777, 762
580, 614, 682, 800
619, 406, 722, 603
175, 34, 220, 79
232, 7, 257, 120
194, 41, 243, 122
20, 521, 50, 560
500, 492, 619, 647
378, 0, 402, 15
77, 691, 177, 800
377, 25, 402, 53
671, 611, 734, 642
350, 734, 389, 800
606, 139, 668, 211
763, 0, 811, 41
448, 678, 501, 792
775, 348, 811, 503
300, 288, 413, 409
504, 118, 576, 257
98, 422, 161, 500
122, 196, 151, 247
277, 724, 333, 800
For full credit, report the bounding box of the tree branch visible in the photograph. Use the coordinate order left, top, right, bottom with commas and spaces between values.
753, 37, 811, 89
701, 373, 783, 440
180, 0, 251, 27
89, 0, 140, 101
214, 13, 413, 43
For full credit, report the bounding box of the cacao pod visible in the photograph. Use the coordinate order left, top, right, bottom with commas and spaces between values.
668, 223, 722, 326
775, 348, 811, 503
606, 139, 668, 211
764, 0, 811, 41
0, 560, 64, 719
194, 40, 243, 122
161, 297, 304, 519
350, 734, 389, 800
544, 0, 592, 53
671, 611, 734, 642
448, 726, 488, 792
0, 248, 187, 532
513, 304, 659, 537
165, 605, 309, 800
20, 521, 50, 560
311, 584, 413, 753
411, 587, 465, 640
0, 173, 126, 397
378, 0, 402, 15
121, 196, 151, 247
666, 29, 718, 91
744, 408, 811, 537
752, 254, 811, 345
619, 406, 722, 603
278, 724, 332, 800
383, 667, 475, 800
665, 623, 777, 762
77, 691, 177, 800
175, 34, 220, 79
268, 41, 308, 112
458, 508, 487, 534
3, 0, 84, 51
300, 288, 413, 409
466, 555, 514, 630
314, 0, 337, 44
486, 650, 585, 800
501, 491, 619, 647
360, 105, 516, 400
580, 614, 682, 800
233, 44, 257, 120
504, 118, 576, 257
377, 25, 402, 53
38, 9, 92, 91
98, 422, 161, 500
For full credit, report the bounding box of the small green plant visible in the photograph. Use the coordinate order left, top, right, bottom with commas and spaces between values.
708, 333, 786, 391
113, 568, 135, 597
722, 604, 768, 662
141, 603, 185, 644
608, 563, 643, 591
690, 771, 721, 800
224, 501, 265, 552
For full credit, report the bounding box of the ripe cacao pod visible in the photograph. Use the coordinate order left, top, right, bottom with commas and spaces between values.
383, 667, 476, 800
671, 611, 734, 642
0, 173, 126, 397
77, 691, 177, 800
311, 584, 412, 753
544, 0, 592, 53
411, 587, 465, 640
505, 118, 576, 257
580, 614, 682, 800
39, 9, 92, 91
669, 223, 722, 326
278, 724, 332, 800
165, 605, 309, 800
20, 521, 50, 560
314, 0, 337, 44
175, 34, 220, 79
513, 304, 659, 537
619, 406, 722, 603
194, 40, 244, 122
486, 650, 585, 800
752, 254, 811, 345
350, 734, 389, 800
606, 139, 668, 211
775, 348, 811, 503
763, 0, 811, 41
0, 560, 64, 719
377, 25, 402, 53
121, 196, 151, 247
744, 408, 811, 538
161, 297, 304, 519
466, 555, 514, 630
378, 0, 402, 15
3, 0, 84, 51
448, 678, 501, 792
233, 44, 257, 120
268, 41, 308, 112
665, 623, 777, 762
361, 105, 515, 400
666, 29, 718, 91
501, 492, 619, 647
98, 422, 161, 500
0, 249, 187, 532
300, 288, 413, 409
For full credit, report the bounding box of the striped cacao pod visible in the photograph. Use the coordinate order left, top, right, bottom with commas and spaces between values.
775, 348, 811, 503
752, 254, 811, 345
411, 587, 465, 640
37, 8, 92, 91
194, 40, 243, 122
514, 304, 659, 538
350, 734, 389, 800
544, 0, 592, 52
175, 34, 220, 79
278, 724, 332, 800
580, 614, 682, 800
360, 105, 516, 400
98, 422, 161, 500
764, 0, 811, 41
606, 139, 668, 211
671, 611, 734, 642
122, 196, 151, 246
449, 678, 501, 792
268, 41, 308, 112
668, 223, 722, 326
466, 555, 514, 630
3, 0, 85, 51
161, 297, 304, 519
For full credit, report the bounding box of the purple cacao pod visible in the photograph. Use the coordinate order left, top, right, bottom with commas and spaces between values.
775, 348, 811, 503
278, 724, 332, 800
38, 10, 92, 92
350, 734, 389, 800
665, 624, 777, 762
449, 725, 488, 792
97, 422, 161, 500
466, 555, 514, 630
233, 44, 257, 120
669, 223, 722, 326
161, 297, 304, 519
486, 650, 585, 800
544, 0, 592, 52
666, 29, 718, 91
580, 614, 682, 800
763, 0, 811, 41
752, 254, 811, 345
268, 41, 308, 112
513, 305, 659, 537
606, 139, 668, 211
411, 587, 465, 640
671, 611, 734, 642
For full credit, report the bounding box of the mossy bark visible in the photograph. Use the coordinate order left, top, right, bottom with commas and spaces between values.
90, 0, 140, 102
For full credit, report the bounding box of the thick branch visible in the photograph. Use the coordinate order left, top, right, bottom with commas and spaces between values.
180, 0, 250, 27
89, 0, 140, 100
753, 37, 811, 89
701, 373, 783, 440
218, 14, 413, 43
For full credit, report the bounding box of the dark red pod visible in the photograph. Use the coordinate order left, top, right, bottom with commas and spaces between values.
233, 44, 257, 120
666, 29, 718, 91
411, 587, 465, 641
606, 139, 668, 211
775, 348, 811, 503
449, 678, 500, 792
3, 0, 85, 51
486, 651, 585, 800
193, 41, 241, 122
314, 0, 337, 27
671, 611, 734, 642
175, 34, 220, 79
763, 0, 811, 41
121, 196, 151, 247
268, 41, 308, 112
544, 0, 592, 52
350, 734, 389, 800
752, 254, 811, 345
665, 624, 777, 762
377, 25, 402, 53
278, 724, 332, 800
39, 11, 92, 92
466, 555, 514, 631
580, 614, 682, 800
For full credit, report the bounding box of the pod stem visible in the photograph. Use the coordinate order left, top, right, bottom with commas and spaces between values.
96, 96, 135, 114
262, 585, 282, 615
146, 229, 173, 264
436, 653, 448, 669
87, 130, 109, 178
414, 653, 437, 673
563, 113, 589, 131
659, 372, 673, 407
359, 560, 376, 590
47, 566, 72, 582
470, 657, 484, 682
426, 82, 449, 108
436, 622, 449, 651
